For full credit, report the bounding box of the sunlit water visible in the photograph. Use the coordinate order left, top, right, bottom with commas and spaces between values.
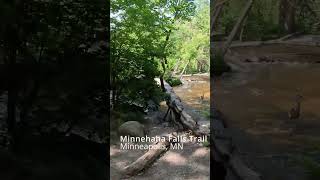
173, 75, 210, 114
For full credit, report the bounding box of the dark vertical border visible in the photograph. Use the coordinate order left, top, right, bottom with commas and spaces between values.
106, 0, 111, 179
210, 0, 214, 178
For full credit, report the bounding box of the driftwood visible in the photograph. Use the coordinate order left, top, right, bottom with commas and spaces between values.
123, 139, 171, 177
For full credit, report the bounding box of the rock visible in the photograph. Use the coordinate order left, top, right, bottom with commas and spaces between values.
244, 58, 252, 62
118, 121, 146, 137
146, 100, 158, 112
162, 122, 169, 127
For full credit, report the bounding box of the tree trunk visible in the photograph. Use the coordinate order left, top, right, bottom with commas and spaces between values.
7, 50, 17, 150
211, 0, 228, 39
159, 29, 172, 92
20, 79, 39, 125
6, 34, 18, 150
171, 58, 181, 76
179, 60, 190, 79
239, 17, 248, 41
160, 59, 167, 92
222, 0, 254, 55
279, 0, 296, 34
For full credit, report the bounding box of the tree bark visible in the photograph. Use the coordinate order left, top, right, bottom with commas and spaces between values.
160, 60, 166, 92
179, 60, 190, 79
239, 17, 248, 41
7, 49, 17, 150
123, 139, 171, 177
211, 0, 228, 36
5, 25, 19, 150
171, 58, 181, 76
159, 30, 172, 92
279, 0, 296, 34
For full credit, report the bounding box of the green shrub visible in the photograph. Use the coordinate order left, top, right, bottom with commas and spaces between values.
202, 140, 210, 147
165, 77, 183, 87
211, 53, 231, 76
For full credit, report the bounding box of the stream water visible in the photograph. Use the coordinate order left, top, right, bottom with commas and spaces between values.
214, 44, 320, 179
173, 75, 210, 116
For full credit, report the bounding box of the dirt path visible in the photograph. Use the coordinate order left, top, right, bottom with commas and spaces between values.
110, 78, 210, 180
214, 43, 320, 180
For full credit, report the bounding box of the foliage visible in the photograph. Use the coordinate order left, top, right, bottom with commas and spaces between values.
166, 76, 182, 87
167, 0, 210, 75
0, 0, 108, 144
111, 0, 197, 110
202, 140, 210, 147
216, 0, 320, 41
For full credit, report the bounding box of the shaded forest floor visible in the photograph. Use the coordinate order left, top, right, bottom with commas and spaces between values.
0, 89, 107, 180
213, 36, 320, 180
110, 77, 210, 180
0, 134, 106, 180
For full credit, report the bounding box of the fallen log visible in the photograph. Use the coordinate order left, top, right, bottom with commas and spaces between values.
155, 78, 210, 136
278, 32, 303, 41
224, 35, 320, 48
123, 139, 171, 177
155, 78, 260, 179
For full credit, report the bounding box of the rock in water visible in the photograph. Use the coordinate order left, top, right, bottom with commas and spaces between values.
118, 121, 145, 137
